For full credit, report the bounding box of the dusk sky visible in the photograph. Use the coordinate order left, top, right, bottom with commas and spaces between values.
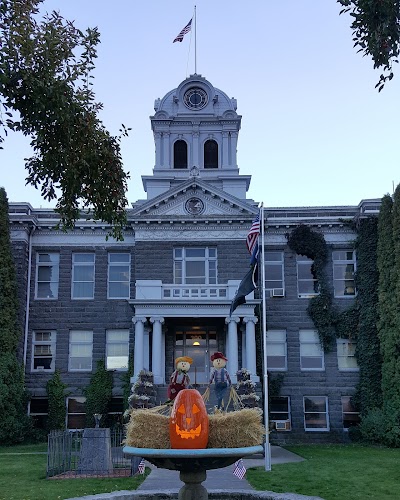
2, 0, 400, 209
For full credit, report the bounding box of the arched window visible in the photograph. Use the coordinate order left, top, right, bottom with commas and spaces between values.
204, 140, 218, 168
174, 140, 188, 169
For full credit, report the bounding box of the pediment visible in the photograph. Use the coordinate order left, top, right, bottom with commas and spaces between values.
130, 178, 258, 219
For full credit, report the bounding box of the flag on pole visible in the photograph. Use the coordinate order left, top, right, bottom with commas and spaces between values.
230, 212, 261, 315
173, 18, 192, 42
233, 459, 247, 479
229, 251, 259, 316
246, 213, 260, 255
138, 458, 146, 474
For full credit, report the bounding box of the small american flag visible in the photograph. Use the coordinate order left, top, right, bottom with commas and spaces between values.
233, 459, 247, 479
138, 458, 146, 474
173, 18, 192, 43
246, 213, 260, 255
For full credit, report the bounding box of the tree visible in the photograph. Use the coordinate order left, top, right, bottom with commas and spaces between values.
338, 0, 400, 90
0, 0, 129, 240
84, 359, 113, 427
46, 370, 67, 431
0, 187, 31, 444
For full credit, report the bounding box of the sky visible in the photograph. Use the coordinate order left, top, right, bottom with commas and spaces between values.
2, 0, 400, 209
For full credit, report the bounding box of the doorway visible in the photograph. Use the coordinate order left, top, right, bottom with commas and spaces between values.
174, 327, 218, 384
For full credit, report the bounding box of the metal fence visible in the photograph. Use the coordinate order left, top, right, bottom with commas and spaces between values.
47, 428, 134, 478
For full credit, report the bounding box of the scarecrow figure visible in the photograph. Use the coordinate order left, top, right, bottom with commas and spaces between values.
209, 352, 231, 409
167, 356, 193, 401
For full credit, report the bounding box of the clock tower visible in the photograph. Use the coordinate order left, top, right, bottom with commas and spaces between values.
141, 74, 251, 202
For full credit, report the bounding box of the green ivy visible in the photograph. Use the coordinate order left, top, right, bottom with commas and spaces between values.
287, 225, 337, 350
0, 187, 31, 444
46, 370, 67, 431
84, 359, 113, 428
122, 355, 134, 411
353, 217, 382, 415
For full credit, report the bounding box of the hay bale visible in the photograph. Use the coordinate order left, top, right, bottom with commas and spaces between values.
207, 408, 265, 448
125, 409, 170, 449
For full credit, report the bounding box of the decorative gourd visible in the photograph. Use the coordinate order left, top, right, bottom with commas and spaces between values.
169, 389, 209, 449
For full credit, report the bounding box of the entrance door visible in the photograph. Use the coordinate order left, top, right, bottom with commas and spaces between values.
175, 329, 217, 384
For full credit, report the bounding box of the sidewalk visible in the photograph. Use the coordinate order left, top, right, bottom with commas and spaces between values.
137, 446, 305, 491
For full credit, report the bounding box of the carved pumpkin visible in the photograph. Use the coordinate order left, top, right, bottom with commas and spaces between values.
169, 389, 209, 449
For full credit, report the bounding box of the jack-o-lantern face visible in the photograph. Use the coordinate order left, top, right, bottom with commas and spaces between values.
169, 389, 209, 449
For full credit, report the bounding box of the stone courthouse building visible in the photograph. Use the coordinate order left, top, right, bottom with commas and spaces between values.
10, 74, 379, 441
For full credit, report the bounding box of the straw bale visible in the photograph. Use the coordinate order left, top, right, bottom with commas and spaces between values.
125, 409, 170, 449
207, 408, 265, 448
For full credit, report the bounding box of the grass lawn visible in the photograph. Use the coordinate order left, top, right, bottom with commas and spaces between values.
0, 443, 147, 500
246, 444, 400, 500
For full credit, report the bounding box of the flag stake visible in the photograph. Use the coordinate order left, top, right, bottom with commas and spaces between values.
261, 203, 272, 471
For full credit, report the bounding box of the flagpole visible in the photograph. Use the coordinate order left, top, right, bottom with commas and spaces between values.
194, 5, 197, 74
261, 203, 271, 471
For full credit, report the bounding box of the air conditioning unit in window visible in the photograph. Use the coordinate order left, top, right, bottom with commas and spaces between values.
274, 420, 291, 431
272, 288, 285, 297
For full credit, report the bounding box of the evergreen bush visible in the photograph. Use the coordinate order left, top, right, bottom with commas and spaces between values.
84, 359, 113, 427
46, 370, 67, 431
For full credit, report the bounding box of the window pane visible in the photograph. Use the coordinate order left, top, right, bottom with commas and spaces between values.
265, 252, 283, 262
67, 397, 86, 413
265, 266, 282, 280
70, 331, 92, 342
107, 331, 129, 342
267, 331, 285, 342
73, 266, 94, 281
109, 253, 130, 263
267, 344, 286, 356
74, 254, 94, 263
208, 248, 216, 258
267, 356, 286, 369
270, 397, 289, 412
70, 357, 91, 370
298, 265, 314, 279
186, 248, 205, 258
305, 412, 327, 428
300, 330, 319, 342
109, 266, 129, 281
304, 397, 326, 412
73, 283, 94, 298
109, 282, 129, 298
301, 357, 324, 369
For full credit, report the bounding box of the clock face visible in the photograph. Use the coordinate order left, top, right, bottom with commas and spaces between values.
185, 197, 205, 215
183, 87, 208, 110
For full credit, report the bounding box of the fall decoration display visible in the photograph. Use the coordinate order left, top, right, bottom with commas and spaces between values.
169, 389, 209, 449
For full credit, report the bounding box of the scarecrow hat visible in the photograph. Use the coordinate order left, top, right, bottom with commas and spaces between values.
175, 356, 193, 366
210, 351, 228, 362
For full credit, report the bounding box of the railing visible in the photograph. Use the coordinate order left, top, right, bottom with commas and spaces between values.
47, 428, 133, 478
162, 285, 228, 299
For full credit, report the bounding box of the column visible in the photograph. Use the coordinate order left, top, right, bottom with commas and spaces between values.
150, 316, 165, 384
163, 132, 170, 167
132, 317, 146, 379
155, 132, 161, 167
222, 131, 229, 167
225, 316, 239, 383
243, 316, 259, 382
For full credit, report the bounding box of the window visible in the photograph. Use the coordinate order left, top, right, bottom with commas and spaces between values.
108, 398, 124, 428
304, 396, 329, 431
341, 396, 361, 430
204, 139, 218, 168
174, 248, 217, 285
69, 331, 93, 371
29, 398, 49, 430
265, 251, 285, 295
297, 255, 319, 297
72, 253, 95, 299
270, 396, 291, 430
300, 330, 324, 370
67, 397, 86, 429
108, 253, 130, 299
333, 250, 356, 297
35, 253, 59, 299
32, 331, 56, 372
266, 330, 287, 370
106, 330, 129, 370
337, 339, 358, 371
174, 140, 188, 168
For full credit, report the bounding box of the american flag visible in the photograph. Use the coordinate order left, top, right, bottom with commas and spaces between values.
138, 458, 146, 474
233, 459, 247, 479
246, 213, 260, 255
173, 18, 192, 43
